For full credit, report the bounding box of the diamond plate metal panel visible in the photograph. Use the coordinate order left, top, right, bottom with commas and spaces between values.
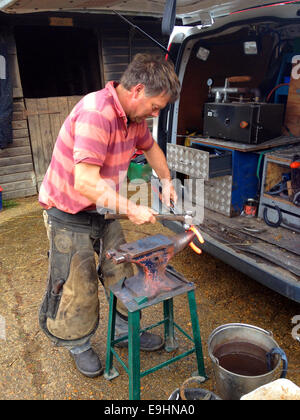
204, 176, 232, 216
167, 144, 210, 180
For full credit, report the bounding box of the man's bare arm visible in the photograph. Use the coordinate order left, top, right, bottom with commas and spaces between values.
74, 162, 156, 224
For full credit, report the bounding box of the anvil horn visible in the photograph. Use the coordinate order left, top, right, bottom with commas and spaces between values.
172, 230, 196, 256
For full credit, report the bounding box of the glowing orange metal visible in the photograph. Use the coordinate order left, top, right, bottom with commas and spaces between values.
187, 225, 204, 254
189, 242, 202, 254
290, 161, 300, 169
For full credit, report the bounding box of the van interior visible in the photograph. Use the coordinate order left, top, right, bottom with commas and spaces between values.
162, 12, 300, 302
177, 23, 299, 138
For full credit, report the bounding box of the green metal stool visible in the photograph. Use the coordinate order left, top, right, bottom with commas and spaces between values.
104, 276, 207, 400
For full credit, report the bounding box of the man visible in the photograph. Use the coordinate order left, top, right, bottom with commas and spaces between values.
38, 53, 181, 378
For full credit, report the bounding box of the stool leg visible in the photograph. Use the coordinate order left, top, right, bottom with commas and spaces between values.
128, 310, 141, 400
187, 290, 206, 378
104, 291, 119, 380
163, 298, 178, 352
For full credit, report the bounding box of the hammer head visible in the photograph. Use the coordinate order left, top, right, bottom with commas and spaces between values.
183, 213, 193, 230
169, 200, 194, 229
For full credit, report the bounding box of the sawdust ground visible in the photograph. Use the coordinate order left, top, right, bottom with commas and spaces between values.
0, 195, 299, 400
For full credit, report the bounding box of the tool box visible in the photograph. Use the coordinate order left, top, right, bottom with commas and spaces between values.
258, 145, 300, 231
167, 142, 259, 217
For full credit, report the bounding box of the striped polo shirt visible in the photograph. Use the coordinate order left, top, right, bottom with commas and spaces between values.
39, 81, 154, 214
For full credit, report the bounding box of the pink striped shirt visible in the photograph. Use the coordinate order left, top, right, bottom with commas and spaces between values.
39, 82, 154, 214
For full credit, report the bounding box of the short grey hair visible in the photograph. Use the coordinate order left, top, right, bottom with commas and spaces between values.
120, 53, 181, 103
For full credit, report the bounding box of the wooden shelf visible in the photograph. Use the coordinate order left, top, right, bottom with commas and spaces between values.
263, 193, 297, 208
177, 134, 300, 152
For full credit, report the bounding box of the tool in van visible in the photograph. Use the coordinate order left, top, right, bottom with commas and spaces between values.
290, 156, 300, 169
291, 161, 300, 169
291, 154, 300, 206
210, 75, 255, 103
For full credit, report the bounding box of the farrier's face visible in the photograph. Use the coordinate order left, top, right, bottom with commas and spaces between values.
130, 85, 170, 123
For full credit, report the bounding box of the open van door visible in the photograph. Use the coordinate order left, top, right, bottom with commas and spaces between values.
156, 0, 300, 303
1, 0, 298, 17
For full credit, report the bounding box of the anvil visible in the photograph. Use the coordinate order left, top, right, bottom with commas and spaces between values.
106, 230, 196, 300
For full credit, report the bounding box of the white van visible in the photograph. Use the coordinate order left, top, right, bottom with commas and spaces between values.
156, 1, 300, 303
1, 0, 299, 302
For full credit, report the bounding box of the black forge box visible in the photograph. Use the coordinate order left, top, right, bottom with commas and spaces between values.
203, 102, 284, 144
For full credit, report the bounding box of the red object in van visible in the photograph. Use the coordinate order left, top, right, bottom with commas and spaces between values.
290, 161, 300, 169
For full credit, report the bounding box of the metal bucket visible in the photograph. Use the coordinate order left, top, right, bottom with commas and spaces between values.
168, 377, 222, 400
208, 323, 288, 400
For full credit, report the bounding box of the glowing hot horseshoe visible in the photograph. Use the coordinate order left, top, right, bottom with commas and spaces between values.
187, 225, 204, 254
189, 241, 202, 254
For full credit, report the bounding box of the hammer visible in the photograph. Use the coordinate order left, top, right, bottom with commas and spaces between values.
104, 212, 193, 228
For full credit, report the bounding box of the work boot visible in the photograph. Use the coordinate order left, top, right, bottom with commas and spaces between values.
71, 348, 104, 378
116, 331, 164, 352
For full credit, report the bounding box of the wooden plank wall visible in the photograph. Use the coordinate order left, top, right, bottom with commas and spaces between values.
0, 98, 37, 200
100, 22, 167, 84
25, 96, 82, 190
6, 30, 23, 99
0, 19, 165, 201
0, 30, 37, 201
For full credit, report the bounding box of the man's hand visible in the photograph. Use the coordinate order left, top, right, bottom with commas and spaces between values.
127, 203, 157, 225
161, 178, 178, 208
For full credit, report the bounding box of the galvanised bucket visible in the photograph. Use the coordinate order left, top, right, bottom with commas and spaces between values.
208, 323, 288, 400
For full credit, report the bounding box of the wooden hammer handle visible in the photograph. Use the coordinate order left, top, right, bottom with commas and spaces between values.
227, 75, 251, 83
